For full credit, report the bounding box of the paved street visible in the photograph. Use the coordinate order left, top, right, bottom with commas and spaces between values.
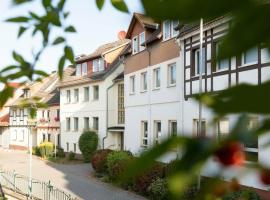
0, 149, 146, 200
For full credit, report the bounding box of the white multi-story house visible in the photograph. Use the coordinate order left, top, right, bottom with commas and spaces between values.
6, 73, 59, 150
177, 16, 270, 191
59, 38, 129, 154
123, 13, 181, 162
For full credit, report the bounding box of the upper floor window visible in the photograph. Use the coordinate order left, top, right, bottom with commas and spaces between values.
132, 36, 139, 54
74, 89, 79, 102
141, 72, 147, 92
76, 64, 81, 76
66, 90, 71, 103
20, 109, 24, 118
168, 63, 176, 86
47, 110, 50, 120
118, 84, 125, 124
243, 47, 258, 65
82, 62, 88, 75
93, 117, 99, 131
57, 109, 60, 119
194, 48, 206, 75
139, 32, 145, 51
84, 117, 89, 130
23, 89, 30, 98
163, 20, 179, 40
84, 87, 89, 101
66, 117, 71, 131
216, 42, 229, 71
93, 85, 99, 100
130, 76, 135, 94
93, 58, 105, 73
74, 117, 79, 131
153, 68, 161, 89
193, 119, 206, 137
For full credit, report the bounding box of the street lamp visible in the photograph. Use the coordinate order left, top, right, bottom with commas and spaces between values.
27, 116, 37, 198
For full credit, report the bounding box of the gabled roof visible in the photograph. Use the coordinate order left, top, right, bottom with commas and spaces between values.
76, 39, 130, 63
126, 13, 160, 38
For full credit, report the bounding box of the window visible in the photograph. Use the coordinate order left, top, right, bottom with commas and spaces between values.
47, 110, 50, 120
93, 59, 99, 72
141, 72, 147, 91
12, 130, 17, 141
139, 32, 145, 51
74, 143, 77, 153
93, 86, 99, 100
23, 89, 30, 98
66, 90, 71, 103
171, 20, 179, 37
130, 76, 135, 94
193, 119, 206, 137
93, 117, 99, 131
163, 20, 171, 40
168, 63, 176, 86
74, 89, 79, 102
132, 36, 139, 54
84, 87, 89, 101
74, 117, 79, 131
99, 58, 105, 71
217, 119, 229, 140
169, 121, 177, 137
243, 47, 258, 65
84, 117, 89, 130
66, 118, 71, 131
20, 109, 24, 119
19, 130, 24, 142
48, 134, 51, 142
118, 84, 125, 124
42, 110, 45, 118
76, 64, 81, 76
141, 121, 148, 147
153, 68, 161, 89
154, 121, 161, 145
66, 142, 69, 152
195, 48, 206, 75
82, 62, 88, 75
43, 134, 46, 142
57, 109, 60, 119
216, 42, 229, 70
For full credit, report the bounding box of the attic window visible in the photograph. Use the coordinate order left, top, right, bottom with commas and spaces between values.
139, 32, 145, 51
93, 58, 105, 73
76, 64, 81, 76
163, 20, 179, 40
132, 36, 139, 54
23, 89, 30, 98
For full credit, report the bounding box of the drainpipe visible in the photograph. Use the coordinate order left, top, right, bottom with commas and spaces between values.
146, 43, 152, 146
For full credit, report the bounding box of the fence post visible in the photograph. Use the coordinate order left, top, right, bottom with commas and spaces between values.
13, 170, 16, 193
48, 180, 52, 200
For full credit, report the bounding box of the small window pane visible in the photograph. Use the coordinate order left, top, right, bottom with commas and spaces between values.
244, 47, 258, 64
216, 43, 229, 70
168, 63, 176, 85
163, 20, 171, 40
76, 64, 81, 76
82, 62, 88, 75
154, 68, 161, 88
139, 32, 145, 51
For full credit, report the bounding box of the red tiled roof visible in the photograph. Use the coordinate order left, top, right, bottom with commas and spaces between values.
0, 114, 9, 126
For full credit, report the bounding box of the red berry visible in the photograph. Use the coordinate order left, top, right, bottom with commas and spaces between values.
260, 169, 270, 185
215, 142, 245, 166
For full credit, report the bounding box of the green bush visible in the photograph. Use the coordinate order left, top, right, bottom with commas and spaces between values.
148, 178, 169, 200
107, 151, 133, 181
39, 142, 54, 158
133, 162, 165, 195
223, 189, 261, 200
182, 186, 198, 200
91, 149, 113, 173
79, 130, 98, 162
68, 151, 76, 160
56, 147, 65, 158
32, 146, 41, 156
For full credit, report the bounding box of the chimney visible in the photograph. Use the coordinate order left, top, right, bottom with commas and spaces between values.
118, 31, 127, 40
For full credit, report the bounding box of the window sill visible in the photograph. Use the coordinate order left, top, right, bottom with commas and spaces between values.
92, 99, 99, 102
167, 84, 176, 88
152, 87, 160, 91
129, 92, 135, 96
162, 37, 176, 43
239, 61, 258, 68
140, 90, 147, 93
213, 68, 229, 73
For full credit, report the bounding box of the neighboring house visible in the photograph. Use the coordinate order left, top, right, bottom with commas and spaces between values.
59, 38, 129, 154
123, 13, 181, 162
0, 83, 23, 149
6, 73, 59, 150
177, 16, 270, 190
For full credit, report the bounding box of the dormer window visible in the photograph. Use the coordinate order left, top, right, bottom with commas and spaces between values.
76, 64, 81, 76
132, 36, 139, 54
93, 58, 105, 73
23, 89, 30, 98
139, 32, 145, 51
82, 62, 88, 75
163, 20, 179, 41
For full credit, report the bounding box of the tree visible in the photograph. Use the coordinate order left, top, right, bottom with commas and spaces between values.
78, 130, 98, 162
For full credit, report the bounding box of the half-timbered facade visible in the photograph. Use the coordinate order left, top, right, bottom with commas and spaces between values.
178, 16, 270, 190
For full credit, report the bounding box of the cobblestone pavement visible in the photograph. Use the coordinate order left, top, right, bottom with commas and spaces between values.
0, 149, 146, 200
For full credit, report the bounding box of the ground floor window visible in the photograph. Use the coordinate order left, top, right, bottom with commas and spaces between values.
66, 142, 69, 152
141, 121, 148, 147
73, 143, 76, 153
48, 134, 51, 142
154, 121, 161, 145
193, 119, 206, 137
43, 134, 46, 142
93, 117, 99, 131
169, 121, 177, 137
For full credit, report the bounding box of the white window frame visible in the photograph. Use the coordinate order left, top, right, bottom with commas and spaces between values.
82, 62, 88, 75
168, 63, 176, 86
140, 72, 147, 92
153, 68, 161, 89
154, 121, 162, 145
139, 32, 145, 51
66, 90, 71, 103
93, 85, 99, 100
195, 48, 206, 75
169, 120, 177, 137
129, 76, 135, 94
132, 36, 139, 54
242, 47, 259, 66
141, 121, 148, 147
74, 89, 79, 103
163, 20, 171, 41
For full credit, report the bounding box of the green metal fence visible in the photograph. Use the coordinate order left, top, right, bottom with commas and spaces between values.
0, 170, 78, 200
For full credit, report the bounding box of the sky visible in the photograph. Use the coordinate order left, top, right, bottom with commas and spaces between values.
0, 0, 143, 73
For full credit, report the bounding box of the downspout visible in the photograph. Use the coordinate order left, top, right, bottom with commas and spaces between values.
146, 43, 152, 146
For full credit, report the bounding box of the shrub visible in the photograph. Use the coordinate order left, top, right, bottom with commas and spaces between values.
107, 151, 133, 180
56, 147, 65, 158
68, 152, 76, 160
223, 189, 261, 200
148, 178, 169, 200
39, 142, 54, 158
79, 130, 98, 162
32, 146, 41, 156
91, 149, 113, 173
164, 160, 178, 178
182, 186, 198, 200
133, 162, 165, 195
